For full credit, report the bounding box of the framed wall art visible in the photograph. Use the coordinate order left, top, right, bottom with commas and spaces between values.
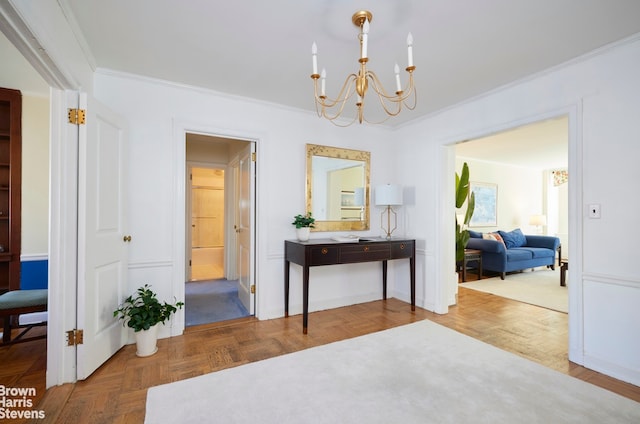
469, 182, 497, 227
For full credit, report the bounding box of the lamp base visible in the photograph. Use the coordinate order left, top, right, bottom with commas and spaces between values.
381, 205, 397, 240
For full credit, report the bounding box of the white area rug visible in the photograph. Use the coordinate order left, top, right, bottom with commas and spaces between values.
460, 268, 568, 312
145, 320, 639, 423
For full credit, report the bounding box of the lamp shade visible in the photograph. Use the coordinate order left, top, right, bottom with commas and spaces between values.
529, 214, 547, 226
375, 184, 403, 206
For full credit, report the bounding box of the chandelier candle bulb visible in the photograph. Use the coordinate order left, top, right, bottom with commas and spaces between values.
320, 69, 326, 97
394, 64, 402, 92
312, 42, 318, 75
361, 19, 369, 59
407, 33, 414, 67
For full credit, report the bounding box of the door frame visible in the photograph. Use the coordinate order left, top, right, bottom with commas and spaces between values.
440, 103, 584, 364
172, 120, 261, 331
0, 3, 83, 387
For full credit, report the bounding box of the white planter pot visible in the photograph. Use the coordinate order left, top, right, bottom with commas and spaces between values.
296, 227, 310, 241
135, 323, 159, 357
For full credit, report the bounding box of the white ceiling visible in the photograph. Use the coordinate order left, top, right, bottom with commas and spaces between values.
1, 1, 638, 165
60, 0, 640, 126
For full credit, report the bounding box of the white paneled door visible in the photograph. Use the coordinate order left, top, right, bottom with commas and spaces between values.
237, 143, 255, 314
76, 93, 129, 379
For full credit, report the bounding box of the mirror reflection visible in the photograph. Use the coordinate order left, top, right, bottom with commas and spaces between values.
306, 144, 370, 231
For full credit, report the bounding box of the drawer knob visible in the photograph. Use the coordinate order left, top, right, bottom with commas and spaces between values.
363, 246, 369, 252
400, 244, 405, 249
321, 248, 329, 254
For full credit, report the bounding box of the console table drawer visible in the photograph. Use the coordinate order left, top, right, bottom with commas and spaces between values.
309, 246, 339, 265
339, 244, 390, 263
391, 241, 414, 259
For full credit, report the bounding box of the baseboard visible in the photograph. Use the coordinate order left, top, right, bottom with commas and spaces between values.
583, 353, 640, 387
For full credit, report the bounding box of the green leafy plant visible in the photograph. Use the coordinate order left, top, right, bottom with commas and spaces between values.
113, 284, 184, 332
292, 212, 315, 228
455, 162, 475, 262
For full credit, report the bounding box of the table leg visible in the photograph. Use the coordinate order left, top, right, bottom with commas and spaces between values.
462, 256, 468, 282
382, 260, 388, 300
303, 265, 309, 334
284, 260, 290, 317
410, 255, 416, 311
560, 262, 568, 287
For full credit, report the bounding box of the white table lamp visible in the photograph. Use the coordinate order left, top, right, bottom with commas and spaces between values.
375, 184, 403, 239
529, 214, 547, 234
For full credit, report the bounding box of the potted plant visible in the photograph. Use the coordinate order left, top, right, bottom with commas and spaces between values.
292, 212, 315, 241
113, 284, 184, 357
455, 162, 475, 263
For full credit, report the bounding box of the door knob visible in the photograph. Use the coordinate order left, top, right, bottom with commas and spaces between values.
123, 235, 132, 242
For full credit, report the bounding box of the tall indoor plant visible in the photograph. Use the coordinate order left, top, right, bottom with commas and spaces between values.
113, 284, 184, 357
455, 162, 475, 262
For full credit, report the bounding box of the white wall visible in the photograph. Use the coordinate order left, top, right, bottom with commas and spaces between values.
21, 94, 49, 257
92, 71, 421, 336
396, 35, 640, 386
454, 157, 543, 234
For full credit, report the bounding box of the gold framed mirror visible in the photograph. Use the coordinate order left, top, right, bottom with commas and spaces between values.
306, 144, 370, 231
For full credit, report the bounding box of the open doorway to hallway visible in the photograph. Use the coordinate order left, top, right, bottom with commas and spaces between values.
185, 134, 255, 326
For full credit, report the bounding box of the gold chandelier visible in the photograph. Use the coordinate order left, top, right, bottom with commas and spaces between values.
311, 10, 416, 126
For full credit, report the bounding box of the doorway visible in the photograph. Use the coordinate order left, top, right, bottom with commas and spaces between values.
190, 167, 225, 281
454, 116, 569, 296
184, 134, 255, 326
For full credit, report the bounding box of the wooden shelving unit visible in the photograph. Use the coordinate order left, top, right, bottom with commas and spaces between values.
0, 87, 22, 294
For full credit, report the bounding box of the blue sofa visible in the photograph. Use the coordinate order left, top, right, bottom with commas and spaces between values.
465, 228, 560, 280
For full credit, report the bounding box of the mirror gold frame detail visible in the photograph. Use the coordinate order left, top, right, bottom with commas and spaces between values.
306, 143, 370, 231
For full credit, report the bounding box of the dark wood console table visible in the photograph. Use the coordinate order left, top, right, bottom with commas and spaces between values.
284, 238, 416, 334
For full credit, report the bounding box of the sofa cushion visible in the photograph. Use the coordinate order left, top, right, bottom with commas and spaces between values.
522, 247, 556, 259
498, 228, 527, 248
505, 248, 533, 261
469, 230, 482, 239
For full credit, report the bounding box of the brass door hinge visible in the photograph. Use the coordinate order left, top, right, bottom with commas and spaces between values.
66, 329, 84, 346
68, 108, 86, 125
250, 284, 256, 294
251, 152, 256, 162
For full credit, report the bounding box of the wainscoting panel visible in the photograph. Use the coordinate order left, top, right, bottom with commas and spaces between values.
21, 255, 48, 289
583, 274, 640, 386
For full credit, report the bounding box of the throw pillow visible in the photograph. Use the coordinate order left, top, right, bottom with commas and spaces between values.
498, 228, 527, 248
483, 232, 505, 246
469, 230, 482, 239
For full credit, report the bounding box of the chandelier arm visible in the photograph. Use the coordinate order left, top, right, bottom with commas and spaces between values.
403, 85, 418, 111
316, 77, 358, 122
313, 74, 358, 109
366, 74, 405, 117
328, 114, 359, 127
362, 112, 395, 125
366, 71, 398, 100
367, 70, 416, 103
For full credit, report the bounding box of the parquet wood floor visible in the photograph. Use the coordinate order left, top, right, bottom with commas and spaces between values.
1, 287, 639, 423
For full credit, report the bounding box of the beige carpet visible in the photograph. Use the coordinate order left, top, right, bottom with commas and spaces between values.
145, 320, 640, 423
460, 268, 568, 312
